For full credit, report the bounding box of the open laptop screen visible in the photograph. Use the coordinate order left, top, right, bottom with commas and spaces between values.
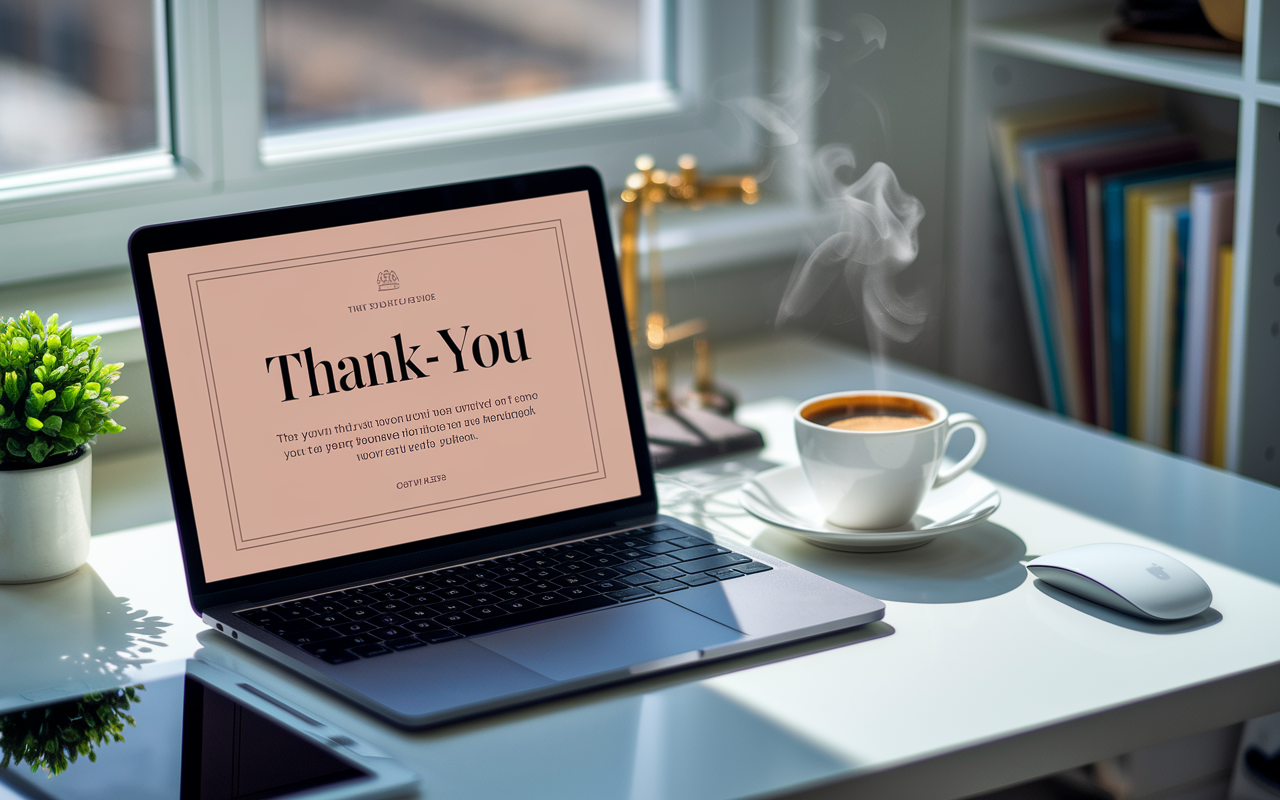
139, 184, 641, 584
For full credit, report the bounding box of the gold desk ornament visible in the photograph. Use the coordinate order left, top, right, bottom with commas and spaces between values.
619, 155, 764, 468
618, 154, 758, 350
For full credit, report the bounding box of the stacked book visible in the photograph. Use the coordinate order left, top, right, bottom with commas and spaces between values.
990, 93, 1236, 465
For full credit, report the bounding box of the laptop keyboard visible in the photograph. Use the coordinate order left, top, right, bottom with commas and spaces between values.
234, 524, 772, 664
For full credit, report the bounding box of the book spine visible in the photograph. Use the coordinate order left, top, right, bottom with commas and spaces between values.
1104, 180, 1130, 436
1177, 186, 1216, 460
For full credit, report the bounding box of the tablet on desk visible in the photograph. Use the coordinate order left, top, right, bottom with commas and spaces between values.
0, 660, 416, 800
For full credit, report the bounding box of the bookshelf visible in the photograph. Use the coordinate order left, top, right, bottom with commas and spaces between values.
948, 0, 1280, 487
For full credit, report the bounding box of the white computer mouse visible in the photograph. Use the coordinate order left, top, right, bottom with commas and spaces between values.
1027, 543, 1213, 620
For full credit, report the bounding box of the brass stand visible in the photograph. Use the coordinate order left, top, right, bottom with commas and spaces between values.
618, 155, 764, 468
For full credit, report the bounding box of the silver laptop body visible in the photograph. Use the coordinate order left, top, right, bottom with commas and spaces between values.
129, 166, 885, 729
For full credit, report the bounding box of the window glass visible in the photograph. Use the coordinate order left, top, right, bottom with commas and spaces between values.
263, 0, 647, 134
0, 0, 159, 177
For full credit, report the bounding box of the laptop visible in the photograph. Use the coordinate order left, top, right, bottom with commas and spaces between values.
128, 166, 885, 729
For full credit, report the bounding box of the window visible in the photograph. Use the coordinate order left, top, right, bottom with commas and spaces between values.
0, 0, 163, 176
0, 0, 767, 285
264, 0, 651, 134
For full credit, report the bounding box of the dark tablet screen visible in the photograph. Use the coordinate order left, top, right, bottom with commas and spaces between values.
0, 674, 370, 800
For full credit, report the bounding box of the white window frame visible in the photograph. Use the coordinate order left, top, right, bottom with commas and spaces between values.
0, 0, 812, 286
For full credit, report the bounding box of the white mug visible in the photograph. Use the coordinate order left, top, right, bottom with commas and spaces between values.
794, 390, 987, 530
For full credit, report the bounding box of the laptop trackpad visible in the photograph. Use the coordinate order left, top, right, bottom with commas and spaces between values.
474, 599, 741, 682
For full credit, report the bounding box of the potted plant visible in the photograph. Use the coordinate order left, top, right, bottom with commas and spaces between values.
0, 311, 126, 583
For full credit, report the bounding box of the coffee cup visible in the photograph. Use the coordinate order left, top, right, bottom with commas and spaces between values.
794, 390, 987, 530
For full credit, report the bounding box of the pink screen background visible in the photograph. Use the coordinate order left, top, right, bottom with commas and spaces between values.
148, 191, 640, 582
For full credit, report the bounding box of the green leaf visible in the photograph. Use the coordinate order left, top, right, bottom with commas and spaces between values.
0, 412, 20, 429
59, 385, 80, 411
41, 353, 55, 369
25, 416, 42, 431
25, 439, 49, 463
4, 372, 19, 404
25, 393, 44, 416
6, 439, 24, 457
41, 415, 62, 436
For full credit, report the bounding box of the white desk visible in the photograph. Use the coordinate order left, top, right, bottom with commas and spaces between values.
4, 335, 1280, 800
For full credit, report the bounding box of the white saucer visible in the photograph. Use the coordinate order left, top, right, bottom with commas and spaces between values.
740, 465, 1001, 552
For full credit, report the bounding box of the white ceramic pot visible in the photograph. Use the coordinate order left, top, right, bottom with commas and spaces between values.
0, 445, 91, 583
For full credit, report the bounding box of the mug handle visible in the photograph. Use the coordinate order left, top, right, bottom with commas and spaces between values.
933, 412, 987, 488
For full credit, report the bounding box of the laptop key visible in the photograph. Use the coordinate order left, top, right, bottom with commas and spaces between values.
238, 610, 282, 626
606, 587, 653, 602
493, 587, 530, 600
558, 586, 597, 600
284, 628, 341, 645
707, 568, 744, 580
450, 594, 618, 637
641, 554, 678, 568
419, 630, 462, 643
621, 573, 658, 586
311, 600, 349, 614
276, 606, 317, 620
319, 650, 359, 665
314, 613, 346, 627
302, 636, 372, 656
468, 605, 509, 620
263, 619, 320, 635
385, 636, 428, 651
468, 593, 503, 606
436, 586, 475, 600
666, 535, 707, 549
642, 542, 682, 555
676, 553, 751, 574
672, 544, 730, 561
350, 643, 392, 658
370, 626, 408, 640
648, 580, 688, 594
434, 611, 477, 627
333, 621, 375, 635
646, 566, 684, 581
498, 599, 538, 613
426, 599, 471, 616
737, 561, 772, 574
591, 580, 628, 593
637, 527, 683, 542
342, 607, 376, 621
529, 592, 567, 606
372, 600, 411, 614
613, 562, 649, 575
678, 573, 717, 587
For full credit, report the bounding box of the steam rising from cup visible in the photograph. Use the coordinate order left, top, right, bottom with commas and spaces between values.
777, 144, 927, 352
713, 13, 927, 368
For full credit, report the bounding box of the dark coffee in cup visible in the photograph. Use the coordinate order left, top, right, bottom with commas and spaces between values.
800, 394, 936, 433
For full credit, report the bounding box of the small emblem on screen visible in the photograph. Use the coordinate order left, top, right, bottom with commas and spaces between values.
377, 270, 399, 291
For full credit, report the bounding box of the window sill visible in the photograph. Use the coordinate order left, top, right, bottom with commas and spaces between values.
0, 153, 177, 206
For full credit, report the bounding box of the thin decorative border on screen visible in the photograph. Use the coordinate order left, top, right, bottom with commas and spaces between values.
184, 221, 606, 551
